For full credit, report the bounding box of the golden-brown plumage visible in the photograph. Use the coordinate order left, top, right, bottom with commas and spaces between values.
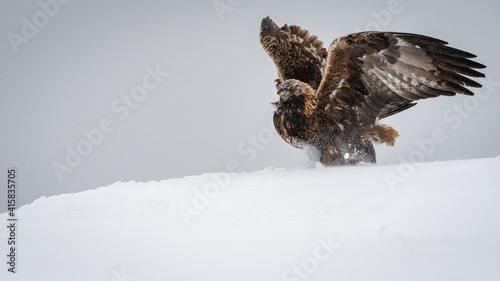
260, 17, 486, 165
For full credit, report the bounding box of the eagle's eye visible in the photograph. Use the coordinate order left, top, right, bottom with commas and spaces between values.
278, 91, 288, 102
278, 90, 288, 102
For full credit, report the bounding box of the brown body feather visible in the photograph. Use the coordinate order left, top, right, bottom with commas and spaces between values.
260, 17, 485, 165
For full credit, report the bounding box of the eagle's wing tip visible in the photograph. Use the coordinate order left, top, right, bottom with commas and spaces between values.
260, 17, 279, 35
261, 16, 272, 26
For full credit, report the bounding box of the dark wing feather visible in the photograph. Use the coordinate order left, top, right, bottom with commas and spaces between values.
317, 32, 486, 123
260, 17, 327, 89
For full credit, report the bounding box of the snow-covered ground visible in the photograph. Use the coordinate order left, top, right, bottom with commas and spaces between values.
1, 157, 500, 281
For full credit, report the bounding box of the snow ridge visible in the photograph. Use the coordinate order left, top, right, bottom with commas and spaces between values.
1, 157, 499, 281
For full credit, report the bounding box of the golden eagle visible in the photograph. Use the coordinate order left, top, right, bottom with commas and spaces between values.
259, 17, 485, 165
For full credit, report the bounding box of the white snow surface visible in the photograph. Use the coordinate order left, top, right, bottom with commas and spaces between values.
1, 157, 500, 281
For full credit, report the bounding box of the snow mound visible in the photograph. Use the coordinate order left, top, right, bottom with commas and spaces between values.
1, 157, 500, 281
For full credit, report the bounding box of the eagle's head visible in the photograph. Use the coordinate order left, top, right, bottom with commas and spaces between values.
275, 79, 318, 116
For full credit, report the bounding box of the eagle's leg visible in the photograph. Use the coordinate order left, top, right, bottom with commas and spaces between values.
319, 140, 376, 166
360, 139, 376, 163
320, 146, 346, 166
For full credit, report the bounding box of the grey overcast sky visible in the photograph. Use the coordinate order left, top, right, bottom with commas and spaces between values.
1, 0, 499, 210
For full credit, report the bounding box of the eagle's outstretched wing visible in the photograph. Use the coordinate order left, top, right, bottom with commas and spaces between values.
317, 32, 486, 123
260, 17, 327, 89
